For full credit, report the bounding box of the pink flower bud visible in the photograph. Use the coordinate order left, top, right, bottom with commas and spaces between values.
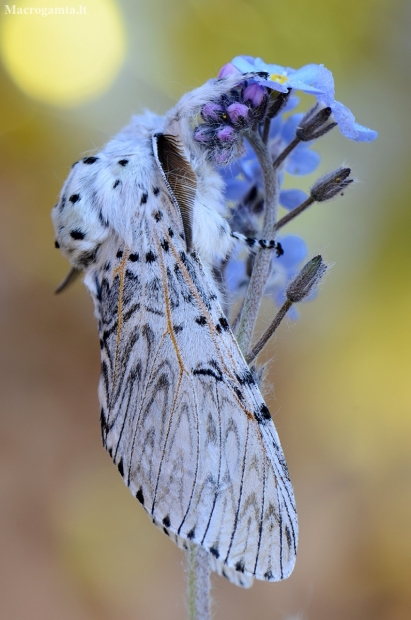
243, 83, 266, 107
216, 126, 236, 142
202, 102, 224, 122
218, 63, 241, 79
227, 102, 249, 124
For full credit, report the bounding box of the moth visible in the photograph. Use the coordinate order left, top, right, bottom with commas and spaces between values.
52, 73, 297, 588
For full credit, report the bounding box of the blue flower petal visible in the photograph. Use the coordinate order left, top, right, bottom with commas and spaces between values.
280, 189, 308, 211
268, 115, 283, 139
275, 235, 307, 271
229, 56, 377, 143
286, 148, 321, 175
352, 122, 378, 142
312, 65, 335, 101
224, 176, 252, 202
281, 114, 304, 143
284, 95, 300, 112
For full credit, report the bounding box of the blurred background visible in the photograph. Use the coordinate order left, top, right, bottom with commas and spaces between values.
0, 0, 410, 618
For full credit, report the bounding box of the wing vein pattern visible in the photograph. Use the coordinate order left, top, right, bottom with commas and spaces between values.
94, 190, 297, 587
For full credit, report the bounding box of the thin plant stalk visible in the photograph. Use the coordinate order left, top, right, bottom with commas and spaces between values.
245, 298, 293, 364
187, 544, 211, 620
236, 129, 280, 354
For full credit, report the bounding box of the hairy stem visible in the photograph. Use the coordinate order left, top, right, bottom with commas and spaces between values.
245, 299, 293, 364
187, 545, 211, 620
236, 130, 280, 354
272, 136, 300, 170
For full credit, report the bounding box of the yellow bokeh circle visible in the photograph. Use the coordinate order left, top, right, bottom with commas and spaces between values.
0, 0, 126, 106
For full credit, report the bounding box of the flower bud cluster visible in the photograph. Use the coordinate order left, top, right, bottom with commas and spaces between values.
194, 80, 270, 164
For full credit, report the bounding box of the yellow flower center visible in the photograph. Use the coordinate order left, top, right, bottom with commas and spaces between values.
270, 73, 288, 85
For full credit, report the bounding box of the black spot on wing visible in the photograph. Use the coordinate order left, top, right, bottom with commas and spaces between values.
264, 570, 273, 580
83, 156, 99, 164
162, 515, 171, 528
235, 559, 245, 573
69, 194, 80, 203
113, 179, 121, 189
116, 250, 123, 258
54, 240, 60, 248
195, 315, 207, 326
154, 210, 163, 222
173, 324, 183, 333
234, 387, 244, 401
235, 370, 255, 386
285, 524, 292, 549
219, 317, 229, 330
118, 159, 128, 166
161, 239, 169, 252
70, 228, 86, 241
98, 210, 109, 227
136, 488, 145, 505
145, 250, 157, 263
153, 187, 160, 195
193, 359, 223, 382
209, 546, 219, 558
255, 403, 271, 424
168, 227, 174, 237
129, 253, 139, 262
140, 192, 148, 205
187, 528, 196, 540
117, 458, 124, 477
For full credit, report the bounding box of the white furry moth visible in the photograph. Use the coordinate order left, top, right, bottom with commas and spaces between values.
52, 73, 297, 588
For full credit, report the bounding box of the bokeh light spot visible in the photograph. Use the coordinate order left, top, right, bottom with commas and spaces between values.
0, 0, 126, 106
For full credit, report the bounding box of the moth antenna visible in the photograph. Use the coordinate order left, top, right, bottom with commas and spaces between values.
152, 133, 197, 252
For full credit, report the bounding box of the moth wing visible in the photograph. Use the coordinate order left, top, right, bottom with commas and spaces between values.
95, 191, 297, 586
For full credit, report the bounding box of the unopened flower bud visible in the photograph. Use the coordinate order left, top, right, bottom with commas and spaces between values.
194, 126, 215, 143
227, 102, 249, 125
218, 63, 241, 79
243, 83, 266, 107
216, 126, 236, 142
202, 102, 224, 122
296, 104, 337, 141
286, 255, 327, 303
311, 167, 353, 202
